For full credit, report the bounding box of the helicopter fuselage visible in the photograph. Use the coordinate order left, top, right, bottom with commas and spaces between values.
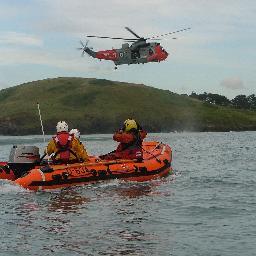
80, 26, 190, 68
85, 42, 168, 66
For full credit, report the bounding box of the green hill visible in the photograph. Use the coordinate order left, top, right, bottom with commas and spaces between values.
0, 77, 256, 135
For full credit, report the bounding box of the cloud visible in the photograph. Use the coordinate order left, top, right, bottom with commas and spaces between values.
0, 32, 43, 46
220, 77, 244, 90
0, 3, 19, 19
37, 0, 255, 33
0, 0, 255, 98
0, 46, 111, 73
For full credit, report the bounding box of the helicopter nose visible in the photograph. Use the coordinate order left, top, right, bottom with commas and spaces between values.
163, 51, 168, 60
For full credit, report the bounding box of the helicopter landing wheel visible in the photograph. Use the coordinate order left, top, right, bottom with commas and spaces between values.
114, 66, 117, 70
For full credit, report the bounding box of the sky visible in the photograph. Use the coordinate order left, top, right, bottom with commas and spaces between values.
0, 0, 255, 99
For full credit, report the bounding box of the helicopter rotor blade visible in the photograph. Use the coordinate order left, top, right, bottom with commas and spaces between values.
124, 27, 141, 39
147, 38, 162, 41
86, 35, 136, 40
147, 27, 191, 40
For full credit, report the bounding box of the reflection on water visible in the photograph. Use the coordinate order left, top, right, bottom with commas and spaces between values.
113, 183, 153, 198
48, 189, 90, 213
0, 176, 175, 255
104, 178, 175, 199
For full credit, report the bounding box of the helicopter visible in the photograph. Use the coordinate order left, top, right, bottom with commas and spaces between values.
78, 27, 190, 69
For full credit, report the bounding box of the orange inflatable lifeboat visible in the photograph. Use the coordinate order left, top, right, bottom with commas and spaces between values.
1, 141, 172, 191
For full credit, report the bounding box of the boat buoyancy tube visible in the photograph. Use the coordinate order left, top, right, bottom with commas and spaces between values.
8, 145, 40, 178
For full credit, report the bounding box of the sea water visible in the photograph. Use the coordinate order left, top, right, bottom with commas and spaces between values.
0, 132, 255, 256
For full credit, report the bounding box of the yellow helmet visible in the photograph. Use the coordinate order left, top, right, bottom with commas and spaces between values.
123, 119, 138, 132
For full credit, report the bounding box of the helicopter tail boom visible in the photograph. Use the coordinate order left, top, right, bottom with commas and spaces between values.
84, 47, 97, 58
95, 50, 118, 61
78, 41, 118, 61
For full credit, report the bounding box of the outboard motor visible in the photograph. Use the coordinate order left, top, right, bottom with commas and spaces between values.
8, 145, 40, 178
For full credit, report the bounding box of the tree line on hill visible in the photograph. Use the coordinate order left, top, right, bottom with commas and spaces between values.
189, 92, 256, 110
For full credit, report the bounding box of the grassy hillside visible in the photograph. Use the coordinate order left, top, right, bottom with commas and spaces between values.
0, 77, 256, 135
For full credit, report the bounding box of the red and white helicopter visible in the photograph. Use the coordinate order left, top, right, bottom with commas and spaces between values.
78, 27, 190, 69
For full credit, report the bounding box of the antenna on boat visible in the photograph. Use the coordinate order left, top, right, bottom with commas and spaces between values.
37, 103, 46, 143
37, 102, 50, 163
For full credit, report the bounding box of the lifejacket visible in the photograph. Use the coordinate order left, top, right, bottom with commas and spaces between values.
53, 132, 77, 162
116, 131, 144, 160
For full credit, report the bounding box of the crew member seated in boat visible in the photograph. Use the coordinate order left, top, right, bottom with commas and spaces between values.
69, 128, 89, 160
100, 119, 147, 160
46, 121, 88, 163
70, 128, 81, 140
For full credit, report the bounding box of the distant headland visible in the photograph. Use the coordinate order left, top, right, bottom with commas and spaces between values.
0, 77, 256, 135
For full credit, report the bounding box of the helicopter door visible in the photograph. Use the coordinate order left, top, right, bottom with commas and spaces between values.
131, 50, 140, 59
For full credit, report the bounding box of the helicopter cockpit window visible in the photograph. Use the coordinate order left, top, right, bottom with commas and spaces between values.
149, 48, 153, 55
160, 46, 166, 53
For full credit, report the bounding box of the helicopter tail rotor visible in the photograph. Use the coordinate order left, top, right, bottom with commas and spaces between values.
77, 40, 92, 56
77, 40, 97, 59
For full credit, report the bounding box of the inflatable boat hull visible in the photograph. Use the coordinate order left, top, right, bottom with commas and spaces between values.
1, 142, 172, 191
